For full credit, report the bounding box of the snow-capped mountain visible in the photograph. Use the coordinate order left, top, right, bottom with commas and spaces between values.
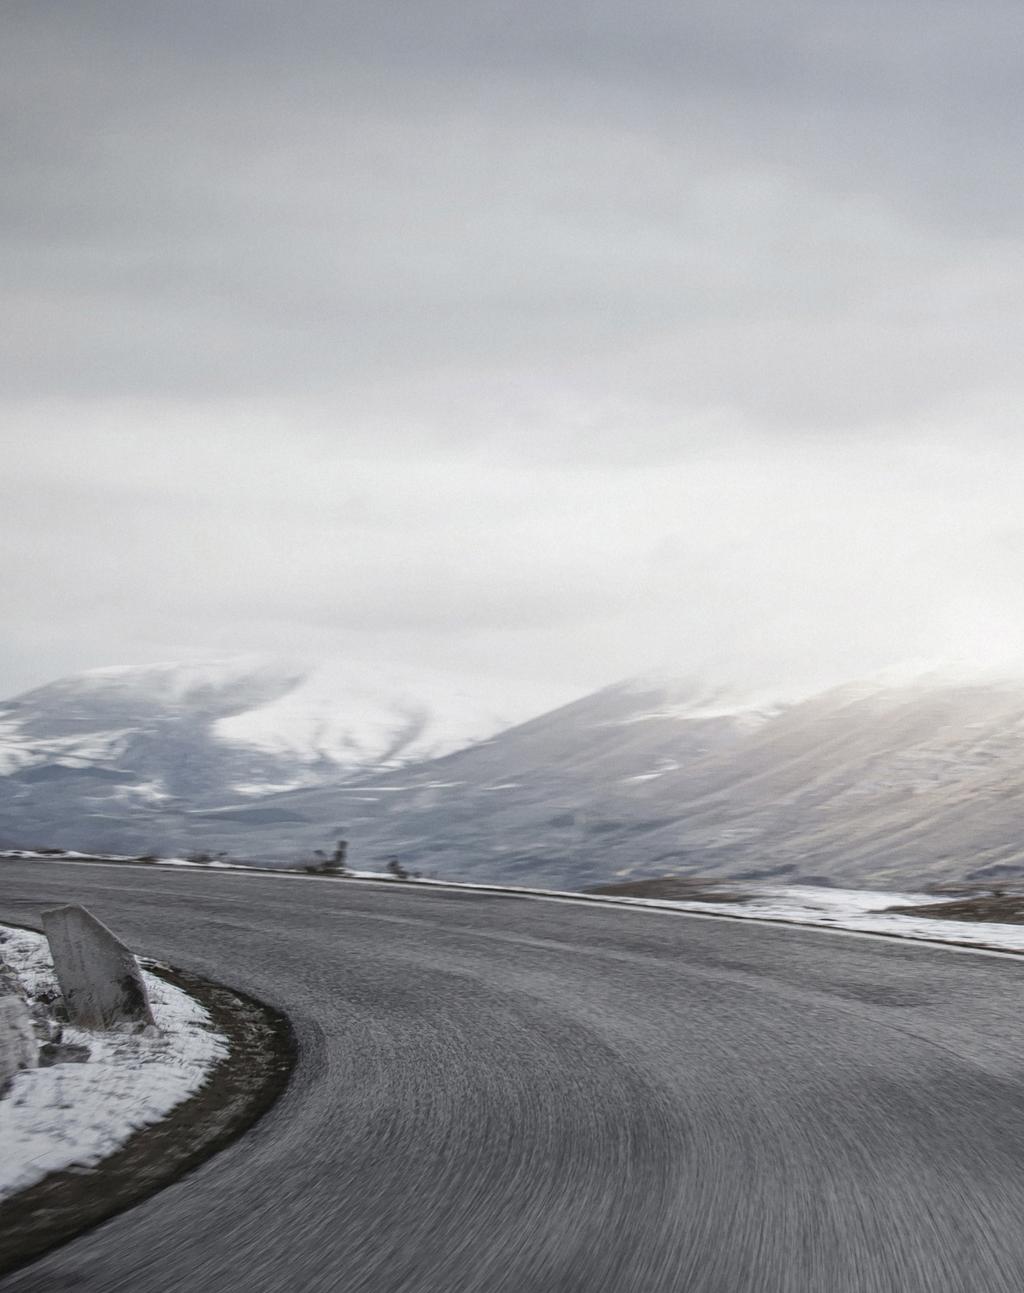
158, 664, 1024, 889
7, 659, 1024, 892
0, 657, 539, 852
0, 657, 301, 783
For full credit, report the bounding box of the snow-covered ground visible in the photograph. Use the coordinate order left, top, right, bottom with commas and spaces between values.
0, 924, 228, 1201
144, 856, 237, 869
591, 884, 1024, 954
0, 850, 237, 868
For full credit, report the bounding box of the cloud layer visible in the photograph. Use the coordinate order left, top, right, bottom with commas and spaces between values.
3, 2, 1023, 706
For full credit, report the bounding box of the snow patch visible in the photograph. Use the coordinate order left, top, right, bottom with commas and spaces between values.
154, 857, 237, 869
1, 849, 142, 862
0, 924, 227, 1200
599, 883, 1024, 954
213, 659, 542, 768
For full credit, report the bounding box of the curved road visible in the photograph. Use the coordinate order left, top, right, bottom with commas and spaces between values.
4, 861, 1024, 1292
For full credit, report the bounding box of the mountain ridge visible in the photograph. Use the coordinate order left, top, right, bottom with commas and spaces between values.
4, 658, 1024, 890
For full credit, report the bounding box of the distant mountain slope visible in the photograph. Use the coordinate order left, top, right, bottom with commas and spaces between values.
164, 668, 1024, 889
5, 661, 1024, 890
0, 658, 534, 854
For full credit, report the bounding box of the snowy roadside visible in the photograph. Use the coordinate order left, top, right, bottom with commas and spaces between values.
0, 924, 228, 1201
0, 849, 237, 868
589, 884, 1024, 955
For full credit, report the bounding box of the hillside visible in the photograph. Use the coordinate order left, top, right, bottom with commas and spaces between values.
5, 662, 1024, 890
233, 670, 1024, 888
0, 658, 533, 856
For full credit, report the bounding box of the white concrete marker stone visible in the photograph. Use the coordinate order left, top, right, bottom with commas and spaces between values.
41, 905, 156, 1030
0, 995, 37, 1091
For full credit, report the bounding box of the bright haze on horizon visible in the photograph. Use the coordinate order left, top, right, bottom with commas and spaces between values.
4, 1, 1023, 713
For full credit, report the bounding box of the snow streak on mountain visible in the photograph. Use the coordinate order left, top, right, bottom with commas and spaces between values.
0, 657, 531, 848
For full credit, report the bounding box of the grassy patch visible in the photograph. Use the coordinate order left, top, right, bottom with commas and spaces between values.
886, 895, 1024, 924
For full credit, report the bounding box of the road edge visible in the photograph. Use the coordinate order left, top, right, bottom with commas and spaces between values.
8, 854, 1024, 963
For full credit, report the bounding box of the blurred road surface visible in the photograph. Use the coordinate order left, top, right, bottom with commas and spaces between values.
3, 860, 1024, 1292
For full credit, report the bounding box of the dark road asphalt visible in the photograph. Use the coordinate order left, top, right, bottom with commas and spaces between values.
4, 862, 1024, 1292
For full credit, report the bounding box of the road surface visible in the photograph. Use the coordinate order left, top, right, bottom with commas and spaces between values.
3, 860, 1024, 1292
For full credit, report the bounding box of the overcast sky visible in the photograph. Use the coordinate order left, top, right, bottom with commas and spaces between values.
4, 1, 1024, 711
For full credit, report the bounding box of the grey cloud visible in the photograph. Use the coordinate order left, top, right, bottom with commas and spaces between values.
3, 2, 1023, 699
3, 7, 1021, 441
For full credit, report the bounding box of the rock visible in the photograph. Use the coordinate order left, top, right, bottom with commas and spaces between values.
29, 1001, 61, 1043
41, 905, 155, 1030
0, 995, 37, 1092
0, 940, 23, 1001
38, 1039, 91, 1066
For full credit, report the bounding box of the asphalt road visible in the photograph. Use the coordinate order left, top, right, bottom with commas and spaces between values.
4, 862, 1024, 1292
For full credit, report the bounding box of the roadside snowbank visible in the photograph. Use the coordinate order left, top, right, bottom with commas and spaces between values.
1, 849, 141, 862
144, 856, 236, 869
0, 849, 257, 869
0, 924, 228, 1200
